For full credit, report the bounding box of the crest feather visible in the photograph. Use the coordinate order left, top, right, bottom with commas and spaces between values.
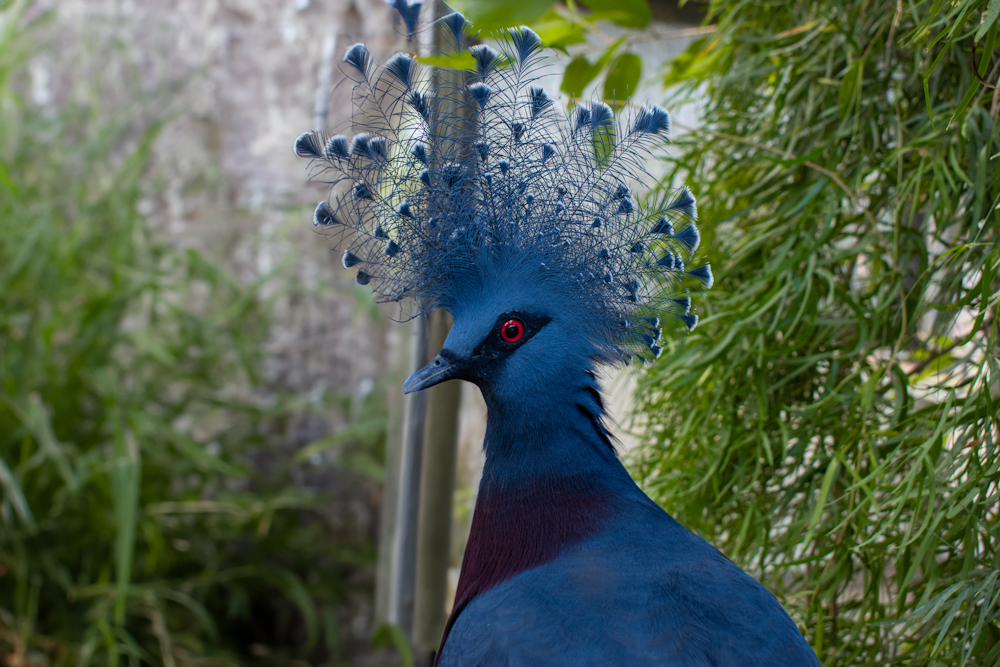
299, 18, 712, 362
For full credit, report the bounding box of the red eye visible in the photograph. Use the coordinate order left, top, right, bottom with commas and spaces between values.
499, 318, 525, 344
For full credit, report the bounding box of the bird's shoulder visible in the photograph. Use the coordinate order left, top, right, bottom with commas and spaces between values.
439, 498, 819, 667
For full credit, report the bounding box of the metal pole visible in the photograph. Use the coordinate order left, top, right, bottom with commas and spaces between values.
312, 31, 337, 131
388, 313, 432, 634
374, 312, 409, 626
379, 2, 465, 656
409, 2, 468, 652
413, 310, 461, 651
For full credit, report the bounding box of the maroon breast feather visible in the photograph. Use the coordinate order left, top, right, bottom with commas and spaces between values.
434, 474, 620, 664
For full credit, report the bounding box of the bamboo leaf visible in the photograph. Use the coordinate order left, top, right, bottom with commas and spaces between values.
974, 0, 1000, 41
802, 457, 839, 547
0, 456, 34, 529
416, 52, 477, 71
838, 59, 862, 119
579, 0, 651, 28
560, 36, 626, 97
443, 0, 554, 34
603, 52, 642, 103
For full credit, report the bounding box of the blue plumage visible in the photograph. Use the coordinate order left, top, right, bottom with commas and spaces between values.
324, 134, 350, 161
395, 200, 413, 219
411, 142, 428, 165
442, 11, 473, 46
342, 249, 362, 268
342, 43, 371, 79
475, 140, 490, 161
668, 184, 698, 219
296, 10, 818, 667
383, 52, 417, 90
508, 25, 543, 62
351, 180, 371, 200
511, 121, 526, 142
588, 101, 614, 131
313, 200, 337, 227
631, 103, 671, 135
528, 86, 553, 118
294, 131, 324, 159
469, 44, 503, 76
348, 133, 371, 159
679, 312, 699, 331
467, 82, 492, 110
385, 0, 421, 40
408, 90, 432, 123
689, 263, 714, 289
651, 216, 674, 235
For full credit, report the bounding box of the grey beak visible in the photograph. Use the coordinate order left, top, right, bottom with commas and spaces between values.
403, 353, 458, 394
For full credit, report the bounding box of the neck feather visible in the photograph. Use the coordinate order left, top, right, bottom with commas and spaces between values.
435, 371, 633, 661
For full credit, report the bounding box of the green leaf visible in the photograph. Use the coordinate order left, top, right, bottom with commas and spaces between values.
0, 223, 42, 290
10, 393, 78, 492
974, 0, 1000, 41
0, 456, 34, 529
762, 147, 825, 169
562, 57, 598, 97
109, 420, 141, 625
272, 568, 319, 650
803, 457, 839, 547
417, 52, 477, 71
159, 590, 220, 641
634, 0, 1000, 662
373, 624, 414, 667
948, 80, 981, 128
444, 0, 554, 34
560, 36, 626, 97
978, 17, 998, 76
529, 9, 586, 51
838, 59, 862, 118
603, 52, 642, 103
292, 417, 387, 465
0, 160, 16, 192
171, 433, 246, 476
579, 0, 651, 27
593, 118, 616, 170
0, 12, 389, 660
663, 35, 722, 88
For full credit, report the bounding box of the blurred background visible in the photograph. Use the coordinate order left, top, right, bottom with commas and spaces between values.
0, 0, 997, 666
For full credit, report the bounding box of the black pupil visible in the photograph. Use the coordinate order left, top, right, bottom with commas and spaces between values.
504, 323, 519, 340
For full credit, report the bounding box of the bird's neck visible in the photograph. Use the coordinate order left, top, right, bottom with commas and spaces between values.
477, 367, 624, 479
438, 372, 637, 658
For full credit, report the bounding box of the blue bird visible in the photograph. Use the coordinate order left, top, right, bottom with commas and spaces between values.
296, 12, 819, 667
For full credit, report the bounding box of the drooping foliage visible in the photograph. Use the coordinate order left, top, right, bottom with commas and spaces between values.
0, 8, 383, 666
633, 1, 999, 665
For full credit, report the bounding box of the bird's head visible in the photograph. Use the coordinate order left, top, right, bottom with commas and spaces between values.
294, 14, 713, 405
402, 248, 603, 408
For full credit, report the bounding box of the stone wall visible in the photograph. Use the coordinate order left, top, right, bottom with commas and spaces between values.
27, 0, 412, 662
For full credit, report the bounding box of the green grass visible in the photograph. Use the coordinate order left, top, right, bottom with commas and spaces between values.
632, 1, 999, 665
0, 7, 385, 666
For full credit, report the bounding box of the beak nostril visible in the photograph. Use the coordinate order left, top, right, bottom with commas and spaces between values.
404, 353, 454, 394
